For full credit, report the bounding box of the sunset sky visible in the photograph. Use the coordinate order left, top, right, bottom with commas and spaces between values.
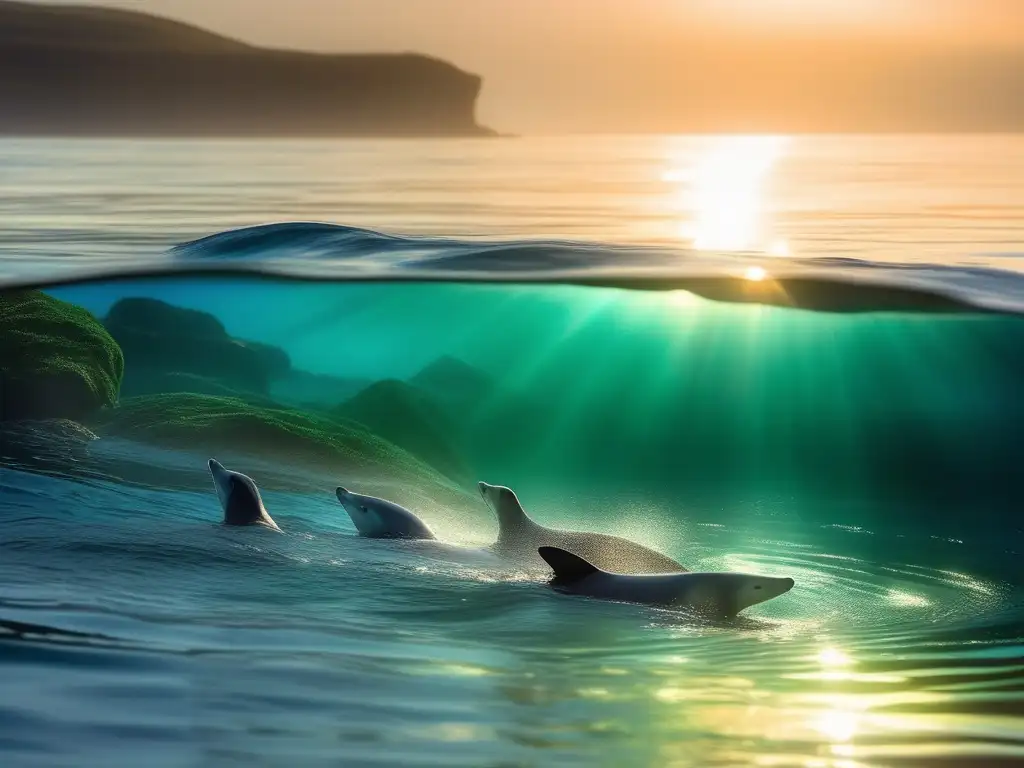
40, 0, 1024, 132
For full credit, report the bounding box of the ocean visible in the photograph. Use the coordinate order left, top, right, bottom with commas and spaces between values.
1, 134, 1022, 768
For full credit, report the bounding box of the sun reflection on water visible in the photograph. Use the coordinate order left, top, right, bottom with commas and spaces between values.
667, 135, 790, 255
744, 265, 768, 282
885, 589, 931, 608
818, 647, 854, 669
814, 707, 860, 743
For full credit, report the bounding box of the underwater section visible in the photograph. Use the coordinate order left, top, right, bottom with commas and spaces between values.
7, 275, 1020, 532
1, 274, 1022, 767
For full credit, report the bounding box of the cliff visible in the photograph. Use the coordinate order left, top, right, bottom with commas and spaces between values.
0, 1, 494, 137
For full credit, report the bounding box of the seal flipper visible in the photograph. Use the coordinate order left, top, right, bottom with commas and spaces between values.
538, 546, 602, 584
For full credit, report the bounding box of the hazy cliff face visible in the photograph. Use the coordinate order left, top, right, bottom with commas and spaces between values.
0, 2, 491, 137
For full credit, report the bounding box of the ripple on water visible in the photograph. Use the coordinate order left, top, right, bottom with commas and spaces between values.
0, 461, 1021, 767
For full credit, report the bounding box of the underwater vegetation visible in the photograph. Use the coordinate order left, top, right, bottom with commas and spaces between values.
0, 287, 481, 514
95, 296, 472, 489
89, 392, 456, 493
0, 290, 123, 422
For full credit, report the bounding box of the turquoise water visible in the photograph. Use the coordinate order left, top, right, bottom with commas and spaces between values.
1, 136, 1023, 767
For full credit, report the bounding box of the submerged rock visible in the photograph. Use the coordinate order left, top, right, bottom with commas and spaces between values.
88, 393, 459, 492
104, 298, 290, 396
335, 379, 470, 482
269, 370, 373, 410
410, 355, 494, 411
0, 290, 124, 421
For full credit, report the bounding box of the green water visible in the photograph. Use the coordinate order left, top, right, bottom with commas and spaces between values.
1, 276, 1021, 767
49, 277, 1024, 525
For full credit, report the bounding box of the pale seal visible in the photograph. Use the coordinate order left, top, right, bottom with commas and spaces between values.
478, 482, 685, 574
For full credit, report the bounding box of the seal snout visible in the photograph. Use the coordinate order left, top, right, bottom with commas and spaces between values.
208, 459, 230, 489
782, 577, 795, 591
336, 487, 349, 501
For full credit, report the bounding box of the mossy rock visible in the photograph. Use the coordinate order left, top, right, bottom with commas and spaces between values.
0, 290, 124, 422
336, 379, 470, 482
89, 393, 456, 489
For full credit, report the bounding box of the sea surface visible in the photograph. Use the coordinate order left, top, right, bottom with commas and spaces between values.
1, 135, 1023, 768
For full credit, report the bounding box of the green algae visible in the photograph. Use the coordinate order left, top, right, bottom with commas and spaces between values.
89, 392, 461, 491
0, 290, 124, 422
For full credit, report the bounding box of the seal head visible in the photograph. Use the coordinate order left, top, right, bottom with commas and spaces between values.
208, 458, 281, 531
478, 482, 536, 539
335, 487, 436, 540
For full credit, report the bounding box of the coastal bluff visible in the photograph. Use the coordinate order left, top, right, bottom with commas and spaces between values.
0, 1, 494, 137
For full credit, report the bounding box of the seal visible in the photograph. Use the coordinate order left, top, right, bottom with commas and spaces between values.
335, 487, 507, 568
478, 482, 685, 574
538, 546, 794, 617
335, 487, 436, 540
208, 458, 281, 531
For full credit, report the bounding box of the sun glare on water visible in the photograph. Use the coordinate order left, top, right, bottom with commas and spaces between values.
744, 266, 768, 282
667, 136, 790, 256
817, 647, 854, 668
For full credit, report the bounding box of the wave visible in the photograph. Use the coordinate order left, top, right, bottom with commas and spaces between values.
170, 223, 1024, 314
173, 223, 1024, 314
2, 221, 1024, 314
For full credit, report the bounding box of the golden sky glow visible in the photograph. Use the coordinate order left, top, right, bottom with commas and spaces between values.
39, 0, 1024, 133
